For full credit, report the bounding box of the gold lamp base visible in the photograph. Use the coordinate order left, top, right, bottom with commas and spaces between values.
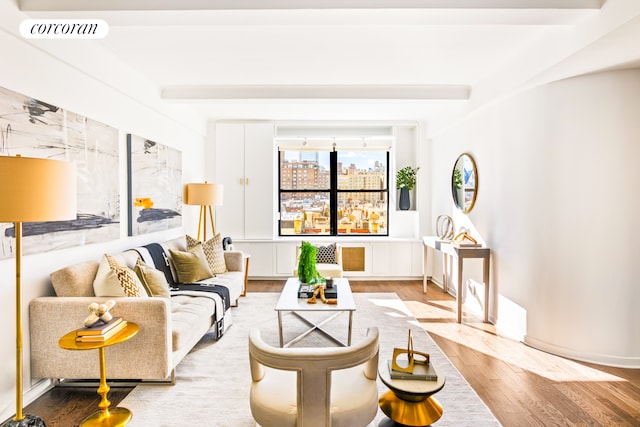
379, 391, 443, 426
0, 414, 46, 427
80, 407, 132, 427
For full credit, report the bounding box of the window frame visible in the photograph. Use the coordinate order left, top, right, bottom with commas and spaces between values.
278, 150, 389, 237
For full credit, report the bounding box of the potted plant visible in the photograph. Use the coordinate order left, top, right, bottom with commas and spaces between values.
298, 241, 323, 284
396, 166, 419, 210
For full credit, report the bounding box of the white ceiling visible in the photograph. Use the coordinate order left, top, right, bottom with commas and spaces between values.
18, 0, 640, 126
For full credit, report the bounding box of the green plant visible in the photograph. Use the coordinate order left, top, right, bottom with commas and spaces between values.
298, 241, 323, 284
453, 169, 463, 189
396, 166, 420, 190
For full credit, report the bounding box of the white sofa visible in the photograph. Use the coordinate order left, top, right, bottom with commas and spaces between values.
29, 236, 245, 381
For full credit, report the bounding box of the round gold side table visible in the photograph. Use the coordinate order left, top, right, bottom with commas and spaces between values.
59, 322, 139, 427
378, 363, 446, 426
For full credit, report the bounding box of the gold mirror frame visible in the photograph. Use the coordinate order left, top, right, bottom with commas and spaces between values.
451, 153, 478, 213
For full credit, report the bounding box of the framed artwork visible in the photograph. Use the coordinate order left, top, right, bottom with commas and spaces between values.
127, 134, 182, 236
0, 86, 119, 259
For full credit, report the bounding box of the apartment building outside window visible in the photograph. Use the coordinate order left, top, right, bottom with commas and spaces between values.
279, 149, 389, 236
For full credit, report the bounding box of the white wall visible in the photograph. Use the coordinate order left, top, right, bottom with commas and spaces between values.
430, 68, 640, 367
0, 3, 207, 420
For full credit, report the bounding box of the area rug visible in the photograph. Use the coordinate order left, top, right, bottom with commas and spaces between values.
119, 292, 500, 426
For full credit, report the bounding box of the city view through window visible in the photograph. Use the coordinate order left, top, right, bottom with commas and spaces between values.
279, 150, 388, 236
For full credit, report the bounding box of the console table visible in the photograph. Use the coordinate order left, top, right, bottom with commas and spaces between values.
422, 236, 491, 323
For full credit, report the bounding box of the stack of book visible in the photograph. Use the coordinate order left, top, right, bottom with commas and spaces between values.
387, 359, 438, 381
75, 317, 127, 343
298, 284, 338, 299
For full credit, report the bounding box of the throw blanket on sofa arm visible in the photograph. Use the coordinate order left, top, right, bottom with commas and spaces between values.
140, 243, 232, 339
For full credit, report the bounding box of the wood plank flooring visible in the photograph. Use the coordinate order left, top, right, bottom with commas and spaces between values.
15, 280, 640, 426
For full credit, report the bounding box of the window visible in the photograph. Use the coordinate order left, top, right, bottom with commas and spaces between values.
279, 149, 389, 236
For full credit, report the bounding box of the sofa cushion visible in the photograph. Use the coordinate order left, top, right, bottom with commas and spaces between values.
94, 254, 148, 297
186, 234, 227, 275
170, 295, 215, 351
135, 258, 170, 298
50, 261, 99, 297
169, 244, 213, 283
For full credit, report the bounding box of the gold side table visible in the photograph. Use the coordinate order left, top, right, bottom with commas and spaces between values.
59, 322, 139, 427
378, 363, 446, 426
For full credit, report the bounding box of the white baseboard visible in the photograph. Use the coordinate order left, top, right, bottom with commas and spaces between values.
524, 335, 640, 369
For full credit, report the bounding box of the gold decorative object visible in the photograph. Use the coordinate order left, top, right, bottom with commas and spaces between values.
391, 330, 430, 373
435, 215, 454, 240
307, 285, 338, 305
453, 231, 477, 244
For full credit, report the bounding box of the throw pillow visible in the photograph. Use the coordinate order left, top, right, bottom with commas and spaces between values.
316, 243, 337, 264
169, 244, 214, 283
94, 254, 148, 297
186, 234, 227, 275
134, 258, 171, 298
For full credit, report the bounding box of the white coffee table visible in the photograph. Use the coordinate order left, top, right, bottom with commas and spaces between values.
275, 277, 356, 348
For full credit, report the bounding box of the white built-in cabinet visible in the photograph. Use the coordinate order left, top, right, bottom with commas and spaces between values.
370, 241, 423, 277
215, 123, 275, 240
213, 121, 424, 279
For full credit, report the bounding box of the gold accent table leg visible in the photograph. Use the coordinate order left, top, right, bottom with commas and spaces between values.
379, 390, 443, 426
80, 347, 132, 427
242, 256, 250, 297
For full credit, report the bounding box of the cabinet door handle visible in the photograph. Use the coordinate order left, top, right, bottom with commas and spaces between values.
245, 177, 249, 185
239, 178, 244, 185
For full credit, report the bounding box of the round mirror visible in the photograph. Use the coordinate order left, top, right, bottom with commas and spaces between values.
451, 153, 478, 213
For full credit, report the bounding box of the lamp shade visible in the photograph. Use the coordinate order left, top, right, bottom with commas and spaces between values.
0, 156, 76, 222
184, 183, 223, 206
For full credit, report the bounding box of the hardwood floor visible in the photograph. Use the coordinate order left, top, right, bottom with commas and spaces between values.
16, 280, 640, 426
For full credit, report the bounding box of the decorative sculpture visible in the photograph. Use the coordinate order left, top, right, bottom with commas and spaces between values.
307, 284, 337, 305
391, 330, 430, 373
435, 215, 454, 240
453, 230, 477, 244
83, 300, 116, 327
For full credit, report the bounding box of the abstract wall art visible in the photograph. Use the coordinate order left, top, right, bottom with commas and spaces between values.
127, 134, 182, 236
0, 85, 120, 259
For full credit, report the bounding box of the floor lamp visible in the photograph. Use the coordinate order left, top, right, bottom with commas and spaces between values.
0, 156, 76, 427
184, 182, 223, 241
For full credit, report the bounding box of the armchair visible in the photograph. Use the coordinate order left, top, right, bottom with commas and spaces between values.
248, 327, 379, 427
293, 243, 343, 279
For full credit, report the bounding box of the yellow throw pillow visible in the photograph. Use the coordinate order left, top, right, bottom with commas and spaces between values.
134, 258, 170, 298
169, 244, 214, 283
93, 254, 147, 297
186, 234, 227, 275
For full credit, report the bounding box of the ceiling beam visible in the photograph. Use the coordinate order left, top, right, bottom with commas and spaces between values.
19, 0, 603, 12
161, 85, 471, 101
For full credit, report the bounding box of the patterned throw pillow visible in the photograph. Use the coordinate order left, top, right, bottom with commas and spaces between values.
105, 254, 147, 297
93, 254, 147, 297
315, 243, 337, 264
169, 244, 214, 283
186, 234, 227, 275
134, 258, 170, 298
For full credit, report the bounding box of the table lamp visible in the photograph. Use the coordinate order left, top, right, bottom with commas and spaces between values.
184, 182, 223, 241
0, 155, 76, 427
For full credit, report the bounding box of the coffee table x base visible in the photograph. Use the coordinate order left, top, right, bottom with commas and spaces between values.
275, 278, 356, 348
278, 310, 353, 348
